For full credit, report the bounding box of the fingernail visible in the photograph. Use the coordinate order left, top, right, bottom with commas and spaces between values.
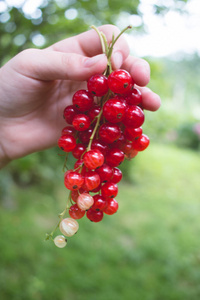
84, 54, 106, 68
112, 52, 123, 69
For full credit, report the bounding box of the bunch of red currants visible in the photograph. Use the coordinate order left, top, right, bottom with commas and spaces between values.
52, 69, 150, 248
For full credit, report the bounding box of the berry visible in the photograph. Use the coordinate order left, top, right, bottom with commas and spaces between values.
72, 90, 94, 112
83, 149, 104, 170
103, 98, 126, 123
87, 74, 109, 96
104, 198, 118, 215
77, 192, 94, 211
111, 167, 122, 183
106, 148, 124, 167
92, 194, 107, 211
96, 164, 113, 183
123, 105, 144, 128
58, 134, 76, 152
83, 170, 101, 191
88, 104, 101, 121
54, 235, 67, 248
63, 105, 77, 124
125, 87, 142, 106
124, 127, 143, 141
72, 114, 91, 131
99, 123, 121, 144
86, 209, 104, 222
64, 170, 84, 191
61, 126, 76, 136
91, 139, 108, 156
72, 143, 86, 159
132, 134, 150, 151
59, 218, 79, 237
108, 69, 133, 94
79, 128, 93, 144
101, 182, 118, 199
69, 204, 85, 219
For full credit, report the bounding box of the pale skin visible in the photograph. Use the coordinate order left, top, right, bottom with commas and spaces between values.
0, 25, 161, 169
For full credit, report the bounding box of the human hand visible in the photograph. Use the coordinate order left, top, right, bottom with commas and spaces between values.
0, 24, 161, 168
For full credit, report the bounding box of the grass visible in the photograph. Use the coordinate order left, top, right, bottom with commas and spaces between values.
0, 143, 200, 300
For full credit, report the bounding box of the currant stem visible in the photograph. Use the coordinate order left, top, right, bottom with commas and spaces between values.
90, 25, 106, 54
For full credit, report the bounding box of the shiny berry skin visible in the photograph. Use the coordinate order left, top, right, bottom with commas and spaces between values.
61, 126, 76, 136
86, 208, 104, 222
83, 149, 104, 170
111, 167, 122, 183
124, 127, 143, 141
125, 87, 142, 106
106, 148, 125, 167
101, 182, 118, 199
77, 192, 94, 210
54, 235, 67, 248
72, 89, 94, 112
103, 98, 126, 123
58, 134, 76, 152
87, 74, 109, 97
96, 164, 113, 183
72, 143, 86, 159
72, 114, 91, 131
79, 128, 93, 144
92, 194, 107, 211
63, 105, 77, 124
83, 170, 101, 191
59, 218, 79, 237
99, 123, 121, 144
91, 139, 108, 156
123, 105, 144, 128
69, 204, 85, 219
132, 134, 150, 151
108, 69, 133, 95
64, 170, 84, 191
104, 198, 118, 215
88, 104, 101, 121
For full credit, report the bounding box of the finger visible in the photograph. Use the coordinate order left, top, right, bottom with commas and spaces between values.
122, 56, 151, 87
13, 49, 107, 81
50, 25, 130, 69
137, 86, 161, 111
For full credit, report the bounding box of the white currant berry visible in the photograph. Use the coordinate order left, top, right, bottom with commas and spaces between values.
77, 192, 94, 211
59, 218, 79, 237
54, 235, 67, 248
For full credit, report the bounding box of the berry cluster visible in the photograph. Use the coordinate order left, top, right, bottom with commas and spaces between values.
46, 26, 150, 248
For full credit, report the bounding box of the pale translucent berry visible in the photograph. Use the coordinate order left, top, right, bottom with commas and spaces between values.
54, 235, 67, 248
77, 192, 94, 210
59, 218, 79, 237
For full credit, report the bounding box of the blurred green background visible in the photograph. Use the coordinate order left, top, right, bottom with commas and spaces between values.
1, 0, 200, 299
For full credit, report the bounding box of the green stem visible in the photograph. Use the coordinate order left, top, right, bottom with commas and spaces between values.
90, 25, 106, 54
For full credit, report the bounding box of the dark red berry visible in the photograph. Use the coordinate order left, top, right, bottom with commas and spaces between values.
63, 105, 77, 124
111, 167, 122, 183
87, 74, 109, 97
101, 182, 118, 199
69, 204, 85, 219
104, 198, 118, 215
96, 164, 113, 183
64, 170, 84, 191
88, 104, 101, 121
106, 148, 125, 167
125, 87, 142, 106
86, 208, 104, 222
103, 97, 126, 123
72, 90, 94, 112
79, 128, 93, 144
92, 194, 107, 211
108, 69, 133, 95
72, 143, 86, 159
132, 134, 150, 151
124, 127, 143, 141
61, 126, 76, 136
99, 123, 121, 144
123, 105, 144, 128
58, 134, 76, 152
91, 139, 108, 156
83, 149, 104, 170
72, 114, 91, 131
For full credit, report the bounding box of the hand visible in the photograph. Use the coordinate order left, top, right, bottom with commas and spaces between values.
0, 24, 161, 168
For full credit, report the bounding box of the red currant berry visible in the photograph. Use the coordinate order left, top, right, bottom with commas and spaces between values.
99, 123, 121, 144
63, 105, 77, 124
58, 134, 76, 152
132, 134, 150, 151
72, 143, 86, 159
125, 149, 138, 160
111, 167, 122, 183
92, 194, 107, 211
88, 104, 101, 121
83, 170, 101, 191
69, 204, 85, 219
106, 148, 125, 167
86, 208, 104, 222
90, 183, 101, 193
72, 90, 94, 112
61, 126, 76, 136
123, 105, 144, 128
91, 139, 108, 156
101, 182, 118, 199
103, 98, 126, 123
125, 87, 142, 106
64, 170, 84, 191
96, 164, 113, 183
104, 198, 118, 215
83, 149, 104, 170
124, 127, 143, 141
72, 114, 91, 131
108, 69, 133, 95
87, 74, 109, 97
78, 128, 93, 144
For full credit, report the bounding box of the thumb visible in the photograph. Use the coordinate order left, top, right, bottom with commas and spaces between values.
12, 49, 108, 81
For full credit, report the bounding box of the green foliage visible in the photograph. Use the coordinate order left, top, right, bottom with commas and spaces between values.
1, 144, 200, 299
